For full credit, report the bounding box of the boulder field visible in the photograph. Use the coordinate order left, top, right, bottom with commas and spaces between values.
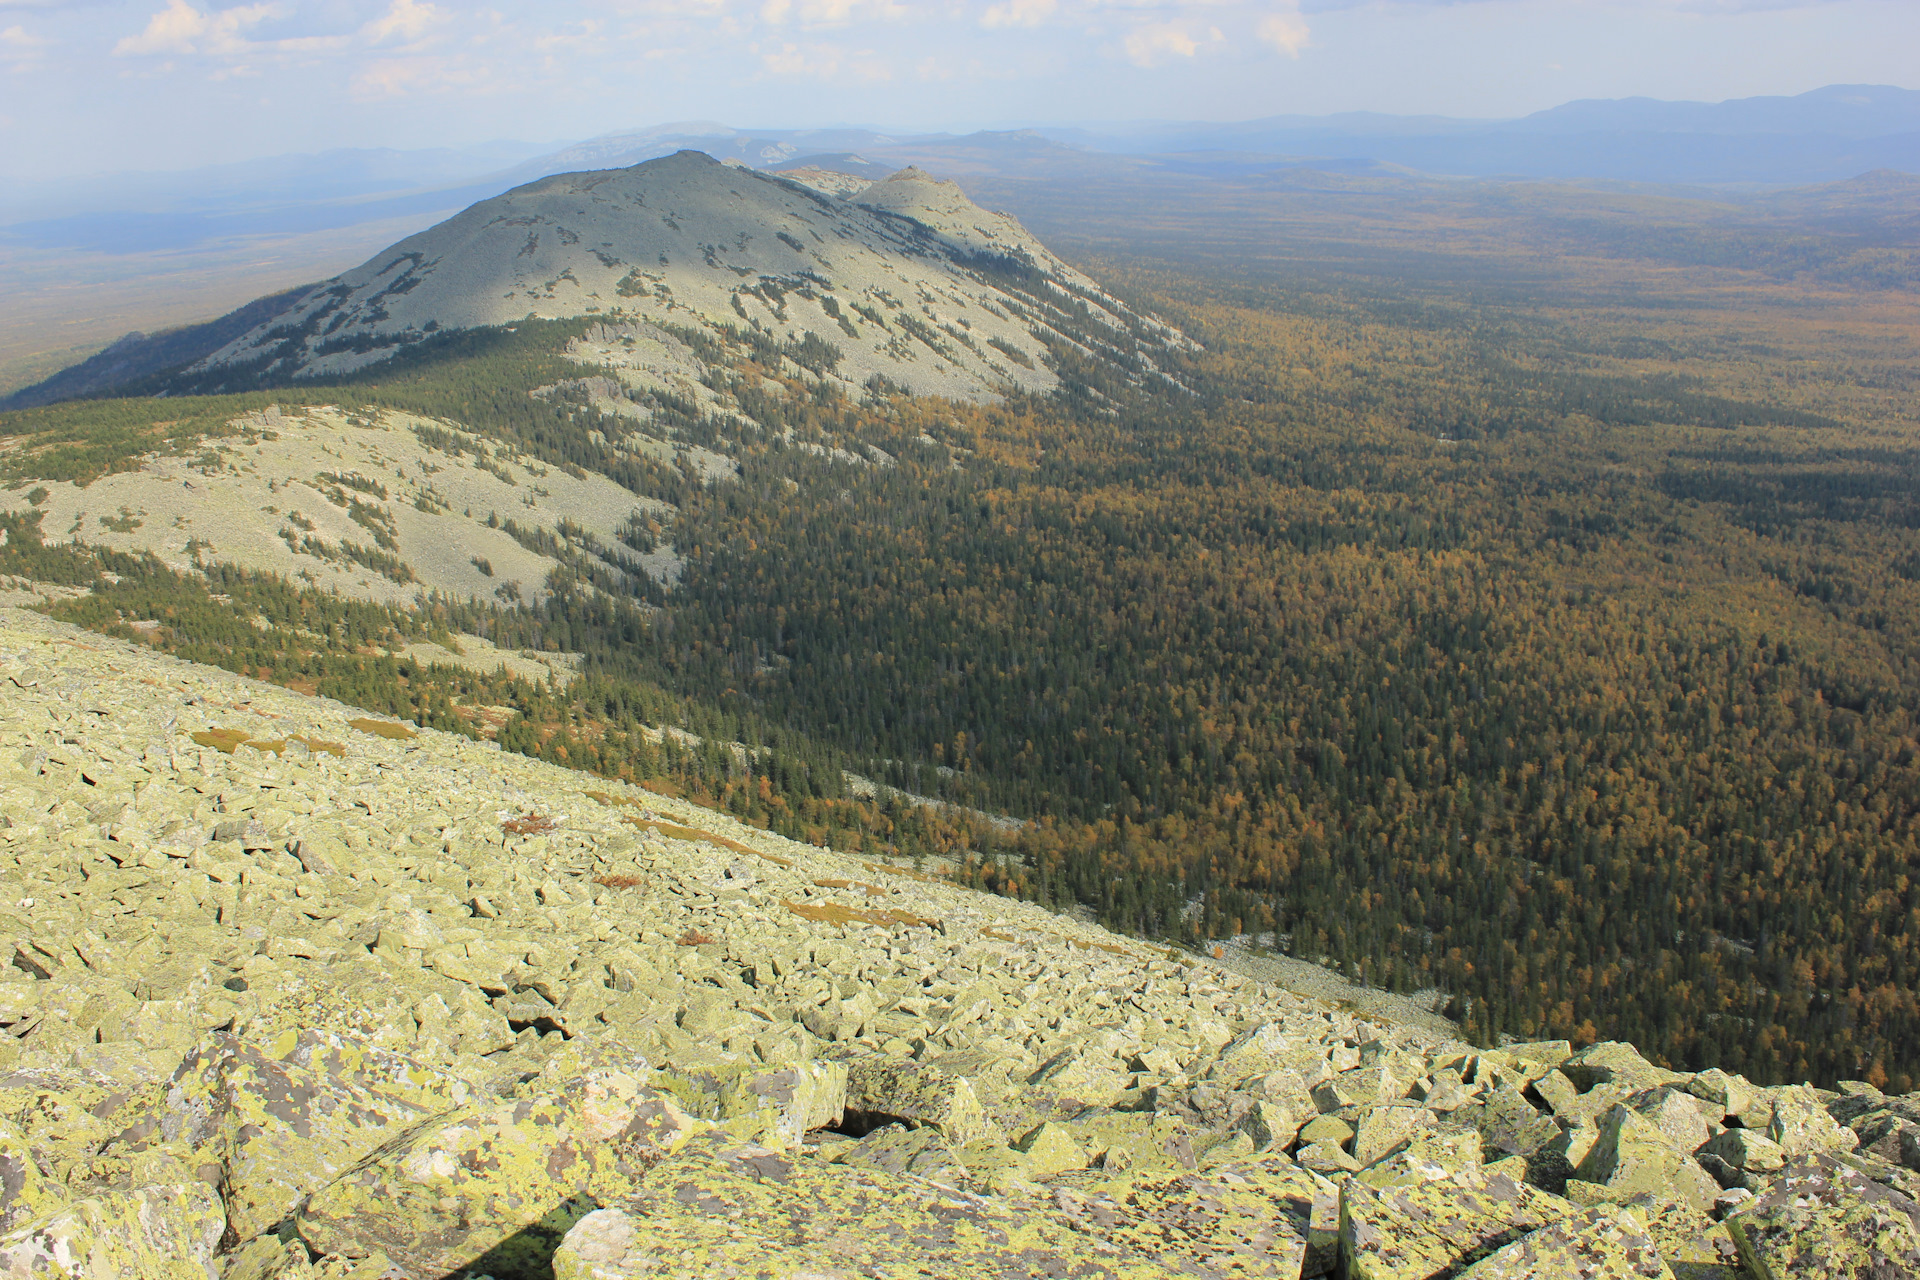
0, 603, 1917, 1279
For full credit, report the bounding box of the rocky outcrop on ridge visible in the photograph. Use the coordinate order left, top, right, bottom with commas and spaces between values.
183, 152, 1192, 402
2, 601, 1919, 1279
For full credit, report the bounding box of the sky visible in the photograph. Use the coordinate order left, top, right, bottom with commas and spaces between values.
2, 0, 1917, 181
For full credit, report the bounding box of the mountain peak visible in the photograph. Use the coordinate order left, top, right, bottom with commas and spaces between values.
181, 150, 1189, 403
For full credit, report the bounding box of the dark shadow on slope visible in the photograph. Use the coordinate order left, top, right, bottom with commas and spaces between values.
440, 1194, 603, 1280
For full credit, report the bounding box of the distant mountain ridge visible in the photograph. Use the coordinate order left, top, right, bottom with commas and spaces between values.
1043, 84, 1920, 186
7, 85, 1915, 262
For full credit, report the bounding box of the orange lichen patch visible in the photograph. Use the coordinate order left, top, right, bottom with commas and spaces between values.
678, 929, 716, 946
593, 875, 646, 889
784, 899, 934, 930
620, 816, 793, 867
349, 718, 416, 740
1050, 931, 1129, 956
503, 814, 557, 836
192, 727, 252, 753
191, 728, 345, 757
813, 878, 889, 899
980, 927, 1021, 944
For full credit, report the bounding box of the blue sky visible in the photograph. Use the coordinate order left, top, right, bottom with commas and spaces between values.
3, 0, 1916, 180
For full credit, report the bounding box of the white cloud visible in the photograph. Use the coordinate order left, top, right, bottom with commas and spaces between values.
758, 37, 893, 79
1122, 19, 1221, 66
362, 0, 443, 45
1, 19, 47, 68
1257, 8, 1307, 56
349, 53, 486, 99
759, 0, 904, 25
111, 0, 279, 57
982, 0, 1056, 27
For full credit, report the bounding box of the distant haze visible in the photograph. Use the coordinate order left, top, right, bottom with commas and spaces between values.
1, 0, 1916, 183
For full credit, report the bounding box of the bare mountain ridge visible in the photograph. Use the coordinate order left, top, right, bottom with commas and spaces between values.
183, 150, 1192, 404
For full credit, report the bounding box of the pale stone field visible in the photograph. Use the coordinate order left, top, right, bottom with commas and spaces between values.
0, 405, 671, 608
0, 603, 1916, 1278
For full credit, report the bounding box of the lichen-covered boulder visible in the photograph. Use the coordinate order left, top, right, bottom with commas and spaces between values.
1471, 1082, 1549, 1154
295, 1074, 701, 1279
1576, 1106, 1720, 1213
1698, 1129, 1786, 1179
828, 1123, 950, 1178
1352, 1105, 1436, 1167
1452, 1204, 1673, 1279
1014, 1122, 1088, 1179
842, 1057, 991, 1144
1057, 1110, 1197, 1177
219, 1232, 328, 1280
0, 1183, 224, 1280
652, 1058, 845, 1148
1685, 1070, 1752, 1124
1853, 1110, 1920, 1171
1340, 1163, 1574, 1279
1237, 1099, 1306, 1152
0, 1124, 63, 1234
107, 1029, 474, 1241
1504, 1041, 1576, 1071
1561, 1044, 1688, 1094
1053, 1153, 1329, 1276
0, 1078, 126, 1181
1765, 1085, 1858, 1158
1357, 1126, 1483, 1189
1298, 1140, 1362, 1175
1724, 1153, 1920, 1280
1028, 1046, 1134, 1111
1212, 1022, 1330, 1085
1631, 1088, 1714, 1153
1632, 1196, 1743, 1280
555, 1135, 1272, 1279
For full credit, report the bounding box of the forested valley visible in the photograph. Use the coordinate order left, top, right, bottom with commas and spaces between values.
4, 192, 1919, 1093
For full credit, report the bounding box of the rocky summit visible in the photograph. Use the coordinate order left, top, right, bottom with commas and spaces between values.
2, 601, 1919, 1280
180, 152, 1191, 402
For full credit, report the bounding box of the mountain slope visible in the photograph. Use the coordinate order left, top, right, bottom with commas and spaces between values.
178, 151, 1190, 403
0, 285, 310, 410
